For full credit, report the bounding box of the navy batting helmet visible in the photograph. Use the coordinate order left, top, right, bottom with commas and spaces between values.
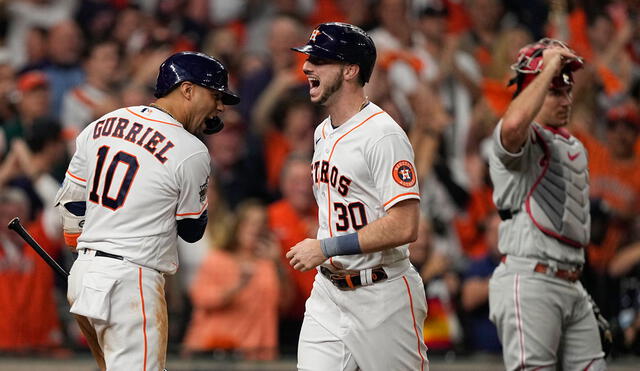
291, 22, 377, 84
154, 51, 240, 105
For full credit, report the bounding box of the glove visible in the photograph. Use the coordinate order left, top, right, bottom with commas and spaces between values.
588, 295, 613, 358
203, 117, 224, 135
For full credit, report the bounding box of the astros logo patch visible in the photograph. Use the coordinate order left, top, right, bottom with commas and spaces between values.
392, 161, 416, 187
310, 29, 320, 42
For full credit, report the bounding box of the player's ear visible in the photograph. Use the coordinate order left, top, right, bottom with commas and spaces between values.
179, 81, 194, 100
343, 64, 360, 82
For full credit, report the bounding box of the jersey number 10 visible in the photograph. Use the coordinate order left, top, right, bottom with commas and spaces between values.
89, 145, 140, 210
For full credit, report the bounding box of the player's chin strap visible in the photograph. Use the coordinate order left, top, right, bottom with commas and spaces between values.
203, 116, 224, 135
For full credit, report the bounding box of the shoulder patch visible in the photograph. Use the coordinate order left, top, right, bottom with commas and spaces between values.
392, 160, 416, 188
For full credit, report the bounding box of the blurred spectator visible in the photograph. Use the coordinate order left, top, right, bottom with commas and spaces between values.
60, 39, 122, 138
577, 102, 640, 318
183, 200, 287, 360
459, 211, 501, 354
19, 27, 48, 73
41, 19, 85, 117
0, 71, 52, 158
5, 0, 77, 69
0, 52, 16, 124
238, 13, 308, 123
417, 2, 482, 188
254, 93, 316, 193
267, 155, 317, 353
0, 187, 63, 354
409, 214, 462, 352
458, 0, 513, 74
608, 241, 640, 355
207, 109, 270, 209
0, 122, 65, 353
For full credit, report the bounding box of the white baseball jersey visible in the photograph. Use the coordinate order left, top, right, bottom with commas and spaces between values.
300, 102, 428, 371
312, 102, 420, 270
65, 105, 210, 274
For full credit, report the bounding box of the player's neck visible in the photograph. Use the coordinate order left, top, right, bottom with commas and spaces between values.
151, 99, 186, 126
327, 90, 368, 128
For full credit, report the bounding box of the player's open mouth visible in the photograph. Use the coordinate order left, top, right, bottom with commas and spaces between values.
308, 77, 320, 95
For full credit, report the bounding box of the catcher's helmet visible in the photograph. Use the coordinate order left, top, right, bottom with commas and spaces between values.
154, 51, 240, 105
509, 38, 583, 95
291, 22, 377, 84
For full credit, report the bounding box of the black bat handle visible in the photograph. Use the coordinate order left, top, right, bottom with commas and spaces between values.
7, 217, 69, 277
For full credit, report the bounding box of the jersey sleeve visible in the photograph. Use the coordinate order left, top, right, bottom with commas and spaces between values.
491, 120, 534, 171
367, 132, 420, 211
175, 151, 210, 220
65, 126, 91, 186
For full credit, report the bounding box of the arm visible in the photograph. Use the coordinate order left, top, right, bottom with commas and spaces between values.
358, 199, 419, 252
608, 242, 640, 277
500, 47, 575, 152
286, 199, 419, 272
461, 277, 490, 311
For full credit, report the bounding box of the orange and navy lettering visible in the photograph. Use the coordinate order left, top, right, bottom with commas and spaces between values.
312, 160, 352, 197
93, 115, 175, 165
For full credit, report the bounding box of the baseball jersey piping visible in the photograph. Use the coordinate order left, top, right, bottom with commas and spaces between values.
125, 108, 182, 128
66, 170, 86, 183
326, 110, 384, 237
402, 276, 426, 371
176, 201, 208, 217
514, 274, 526, 369
138, 268, 148, 371
383, 192, 420, 208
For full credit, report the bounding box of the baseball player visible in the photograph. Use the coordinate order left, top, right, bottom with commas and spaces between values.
55, 52, 239, 370
287, 23, 429, 371
488, 39, 606, 370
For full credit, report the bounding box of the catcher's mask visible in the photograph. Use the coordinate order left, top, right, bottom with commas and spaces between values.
508, 38, 584, 96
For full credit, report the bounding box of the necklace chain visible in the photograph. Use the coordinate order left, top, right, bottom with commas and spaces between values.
149, 103, 176, 120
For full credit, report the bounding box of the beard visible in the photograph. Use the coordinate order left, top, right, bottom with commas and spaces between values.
318, 68, 344, 105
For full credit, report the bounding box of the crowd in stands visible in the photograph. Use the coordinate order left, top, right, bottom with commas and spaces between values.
0, 0, 639, 361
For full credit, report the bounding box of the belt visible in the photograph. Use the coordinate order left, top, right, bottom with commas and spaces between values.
501, 255, 581, 283
320, 266, 387, 290
82, 249, 124, 261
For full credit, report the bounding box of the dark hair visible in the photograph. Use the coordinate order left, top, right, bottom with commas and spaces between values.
24, 118, 62, 153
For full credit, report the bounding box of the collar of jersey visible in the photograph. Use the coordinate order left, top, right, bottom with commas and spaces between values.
133, 105, 183, 127
325, 102, 379, 137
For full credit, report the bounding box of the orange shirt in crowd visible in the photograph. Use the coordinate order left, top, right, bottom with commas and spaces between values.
184, 249, 280, 360
264, 130, 291, 193
454, 187, 495, 259
268, 199, 317, 319
0, 216, 63, 351
577, 131, 640, 271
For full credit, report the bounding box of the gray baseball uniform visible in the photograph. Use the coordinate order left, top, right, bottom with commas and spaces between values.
488, 120, 605, 370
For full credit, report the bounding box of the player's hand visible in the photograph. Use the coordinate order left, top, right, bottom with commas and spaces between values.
542, 46, 580, 75
286, 238, 326, 272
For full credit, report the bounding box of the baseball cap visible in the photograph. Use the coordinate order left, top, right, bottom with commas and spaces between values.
17, 71, 49, 93
606, 102, 640, 128
420, 1, 448, 17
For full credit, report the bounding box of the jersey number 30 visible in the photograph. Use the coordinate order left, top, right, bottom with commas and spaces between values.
89, 145, 140, 210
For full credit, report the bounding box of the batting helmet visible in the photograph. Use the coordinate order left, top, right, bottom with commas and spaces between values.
154, 51, 240, 105
508, 38, 583, 95
291, 22, 377, 84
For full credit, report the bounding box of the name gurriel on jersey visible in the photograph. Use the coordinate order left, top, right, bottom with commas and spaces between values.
93, 116, 175, 164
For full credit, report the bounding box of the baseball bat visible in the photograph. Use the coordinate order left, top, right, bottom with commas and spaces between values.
7, 217, 69, 277
7, 217, 106, 370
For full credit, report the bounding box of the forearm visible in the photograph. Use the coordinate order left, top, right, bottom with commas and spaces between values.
461, 278, 490, 311
501, 64, 557, 152
357, 199, 420, 254
608, 243, 640, 277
